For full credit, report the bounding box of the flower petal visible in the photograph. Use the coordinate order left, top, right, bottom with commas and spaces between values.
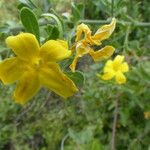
86, 37, 102, 46
76, 43, 90, 56
40, 40, 71, 62
113, 55, 124, 63
6, 33, 40, 61
94, 18, 116, 41
0, 57, 26, 84
113, 55, 124, 70
75, 23, 91, 42
103, 60, 113, 73
91, 30, 110, 44
92, 30, 110, 40
39, 63, 78, 98
119, 62, 129, 72
115, 71, 126, 84
89, 46, 115, 62
101, 70, 115, 80
14, 71, 40, 104
69, 56, 79, 72
70, 43, 89, 72
56, 40, 68, 49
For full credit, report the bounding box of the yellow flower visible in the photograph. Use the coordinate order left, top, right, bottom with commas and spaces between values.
70, 18, 116, 72
99, 55, 129, 84
144, 112, 150, 120
0, 33, 78, 104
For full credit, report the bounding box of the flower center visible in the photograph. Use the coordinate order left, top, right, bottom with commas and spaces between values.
113, 64, 120, 72
32, 57, 43, 69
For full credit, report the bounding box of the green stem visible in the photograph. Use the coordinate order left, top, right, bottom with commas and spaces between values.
9, 19, 150, 33
79, 19, 150, 27
123, 25, 131, 52
61, 134, 69, 150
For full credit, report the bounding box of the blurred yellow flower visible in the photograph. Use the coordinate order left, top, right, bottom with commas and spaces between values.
144, 112, 150, 119
70, 18, 116, 72
98, 55, 129, 84
0, 33, 78, 104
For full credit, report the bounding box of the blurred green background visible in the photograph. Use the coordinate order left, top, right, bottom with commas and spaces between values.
0, 0, 150, 150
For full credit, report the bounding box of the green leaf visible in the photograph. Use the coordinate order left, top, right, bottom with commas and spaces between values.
120, 108, 130, 127
65, 71, 85, 87
76, 3, 85, 19
20, 7, 40, 41
71, 3, 84, 21
42, 13, 63, 38
91, 139, 104, 150
0, 45, 8, 53
18, 0, 37, 9
45, 25, 59, 40
68, 126, 95, 144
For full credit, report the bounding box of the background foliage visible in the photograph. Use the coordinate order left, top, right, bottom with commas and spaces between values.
0, 0, 150, 150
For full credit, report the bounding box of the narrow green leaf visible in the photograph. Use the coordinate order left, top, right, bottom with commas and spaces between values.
45, 25, 59, 40
71, 3, 80, 20
20, 7, 40, 41
71, 3, 84, 21
42, 13, 63, 38
65, 71, 85, 87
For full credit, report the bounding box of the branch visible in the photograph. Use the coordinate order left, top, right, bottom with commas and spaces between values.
79, 19, 150, 27
123, 25, 131, 51
8, 19, 150, 33
61, 134, 69, 150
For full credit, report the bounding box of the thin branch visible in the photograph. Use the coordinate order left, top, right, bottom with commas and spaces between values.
79, 19, 150, 27
61, 134, 69, 150
111, 98, 119, 150
123, 25, 131, 52
8, 19, 150, 33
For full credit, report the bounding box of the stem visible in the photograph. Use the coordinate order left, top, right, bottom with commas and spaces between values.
111, 98, 119, 150
123, 25, 131, 52
79, 19, 150, 27
8, 19, 150, 33
61, 134, 69, 150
